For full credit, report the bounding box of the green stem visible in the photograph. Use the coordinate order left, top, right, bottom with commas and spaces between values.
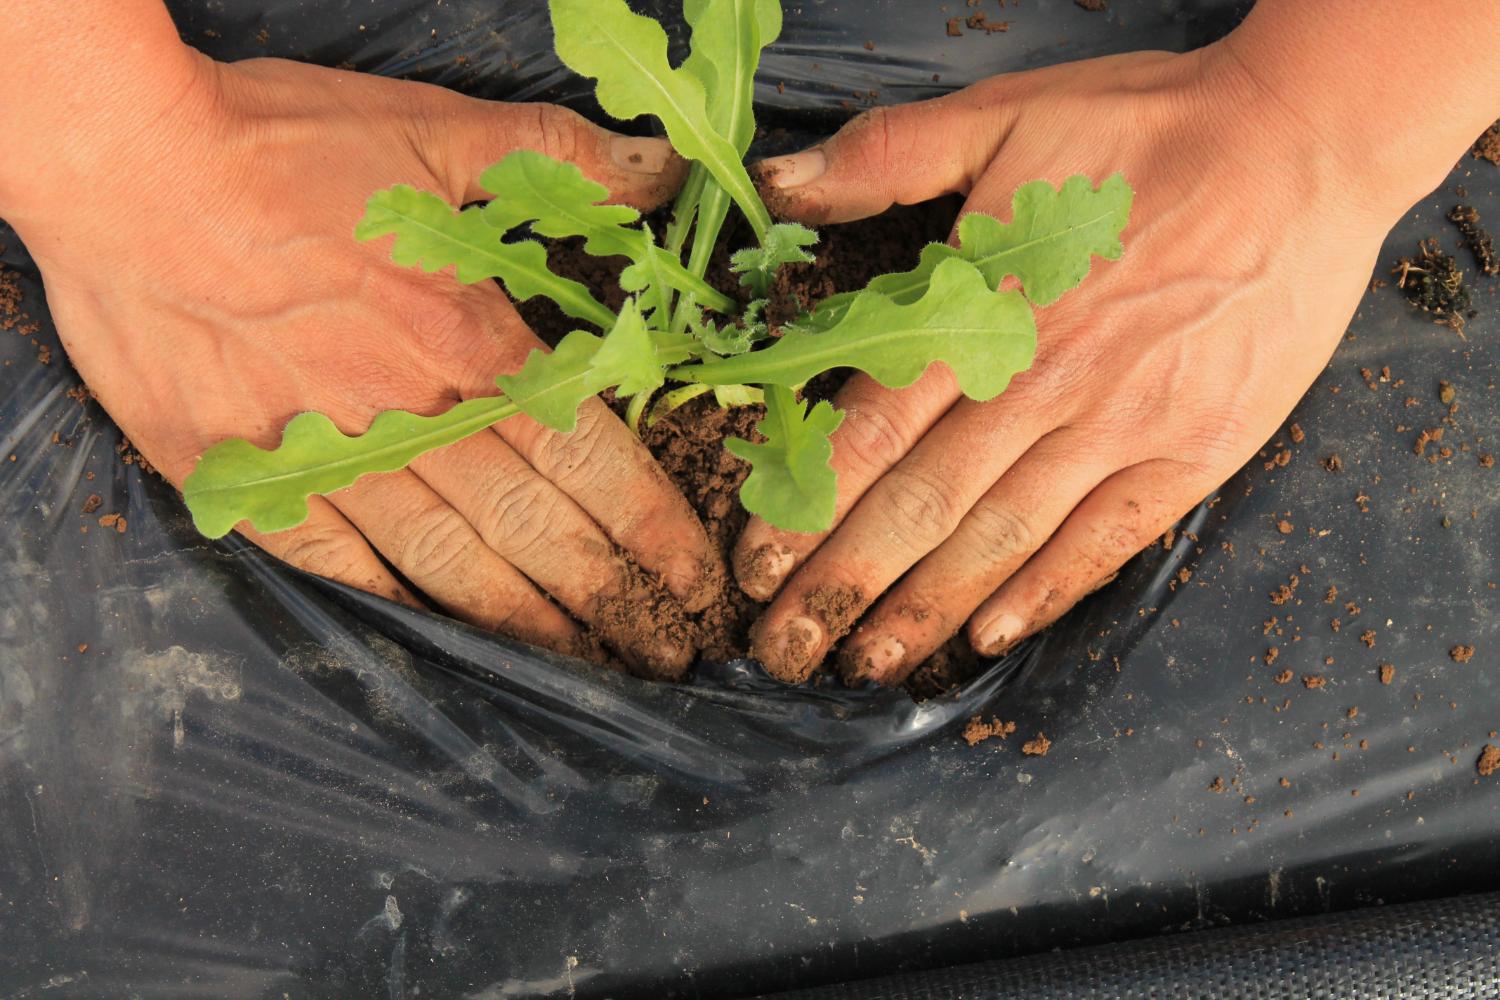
665, 165, 707, 257
669, 183, 734, 334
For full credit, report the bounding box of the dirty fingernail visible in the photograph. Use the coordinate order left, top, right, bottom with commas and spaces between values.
762, 615, 823, 682
610, 135, 673, 174
756, 148, 827, 189
661, 550, 713, 611
845, 633, 906, 683
976, 612, 1025, 657
736, 543, 797, 601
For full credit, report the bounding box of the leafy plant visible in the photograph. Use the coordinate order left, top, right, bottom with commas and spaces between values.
184, 0, 1133, 541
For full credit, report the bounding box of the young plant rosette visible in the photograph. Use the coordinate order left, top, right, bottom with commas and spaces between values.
183, 0, 1133, 653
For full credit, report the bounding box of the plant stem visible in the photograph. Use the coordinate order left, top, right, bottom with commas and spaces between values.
665, 165, 707, 257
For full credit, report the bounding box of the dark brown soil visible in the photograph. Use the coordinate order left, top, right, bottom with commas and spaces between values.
513, 196, 961, 687
1392, 238, 1474, 335
1448, 205, 1498, 277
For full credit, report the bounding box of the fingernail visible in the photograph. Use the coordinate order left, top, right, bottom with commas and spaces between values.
736, 543, 797, 601
661, 550, 713, 611
846, 633, 906, 683
610, 135, 672, 174
975, 612, 1026, 657
756, 148, 827, 189
762, 615, 823, 682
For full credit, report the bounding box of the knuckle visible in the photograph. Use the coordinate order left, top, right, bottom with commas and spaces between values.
275, 523, 364, 581
482, 476, 560, 560
878, 466, 962, 552
536, 402, 611, 483
407, 293, 483, 354
396, 511, 470, 577
531, 103, 583, 165
963, 500, 1037, 567
838, 401, 912, 473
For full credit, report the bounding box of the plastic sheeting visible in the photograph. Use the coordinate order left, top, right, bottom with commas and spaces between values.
4, 1, 1500, 997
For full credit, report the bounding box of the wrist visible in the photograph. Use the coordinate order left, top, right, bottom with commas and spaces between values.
1200, 1, 1500, 228
0, 4, 222, 242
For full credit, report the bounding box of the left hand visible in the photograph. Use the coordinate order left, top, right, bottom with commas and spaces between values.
734, 45, 1401, 684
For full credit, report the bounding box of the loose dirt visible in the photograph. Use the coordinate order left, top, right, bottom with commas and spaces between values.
1448, 205, 1498, 277
1392, 238, 1474, 335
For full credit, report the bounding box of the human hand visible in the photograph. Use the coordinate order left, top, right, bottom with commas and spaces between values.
735, 46, 1407, 684
12, 55, 721, 675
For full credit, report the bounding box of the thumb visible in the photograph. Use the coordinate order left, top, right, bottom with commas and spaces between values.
752, 93, 1007, 225
450, 101, 689, 211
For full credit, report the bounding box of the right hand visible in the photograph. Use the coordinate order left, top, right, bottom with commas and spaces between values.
13, 55, 722, 675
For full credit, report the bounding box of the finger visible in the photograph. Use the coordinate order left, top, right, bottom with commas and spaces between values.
494, 395, 725, 614
838, 433, 1108, 686
407, 430, 698, 675
733, 367, 962, 602
241, 495, 421, 609
749, 391, 1059, 683
751, 89, 1009, 225
431, 287, 724, 613
327, 469, 586, 652
449, 100, 688, 210
967, 459, 1206, 656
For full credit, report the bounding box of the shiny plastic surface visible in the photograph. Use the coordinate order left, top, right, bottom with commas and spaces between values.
5, 1, 1500, 997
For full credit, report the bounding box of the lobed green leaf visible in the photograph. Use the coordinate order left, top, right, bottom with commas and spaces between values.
356, 184, 615, 328
726, 384, 843, 533
549, 0, 772, 240
682, 256, 1037, 401
184, 397, 519, 539
807, 173, 1133, 327
731, 222, 817, 297
681, 0, 781, 155
496, 299, 681, 432
480, 151, 733, 314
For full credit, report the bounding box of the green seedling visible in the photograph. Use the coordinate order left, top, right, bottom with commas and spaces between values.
184, 0, 1133, 540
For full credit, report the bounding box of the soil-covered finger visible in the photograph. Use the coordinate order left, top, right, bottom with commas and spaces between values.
496, 396, 725, 613
409, 431, 698, 676
328, 469, 587, 651
733, 368, 961, 601
839, 439, 1104, 685
967, 460, 1201, 656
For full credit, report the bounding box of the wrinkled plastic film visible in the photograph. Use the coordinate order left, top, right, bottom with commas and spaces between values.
6, 1, 1500, 997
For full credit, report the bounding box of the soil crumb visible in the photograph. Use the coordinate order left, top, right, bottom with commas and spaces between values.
1451, 644, 1476, 663
1448, 205, 1498, 276
1392, 238, 1473, 335
1479, 745, 1500, 777
963, 715, 1016, 747
804, 584, 864, 643
1380, 663, 1396, 685
904, 636, 982, 700
1021, 732, 1052, 756
1075, 0, 1109, 9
